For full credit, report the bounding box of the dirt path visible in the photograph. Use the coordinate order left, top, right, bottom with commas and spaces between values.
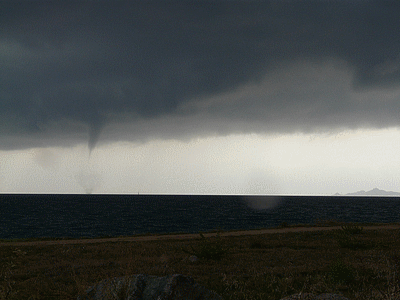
1, 224, 399, 247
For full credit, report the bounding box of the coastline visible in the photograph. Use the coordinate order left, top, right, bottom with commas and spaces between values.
1, 222, 399, 247
1, 221, 400, 299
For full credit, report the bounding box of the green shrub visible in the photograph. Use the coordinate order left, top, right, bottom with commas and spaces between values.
334, 230, 370, 250
249, 239, 266, 249
328, 258, 356, 284
180, 232, 230, 260
340, 224, 363, 235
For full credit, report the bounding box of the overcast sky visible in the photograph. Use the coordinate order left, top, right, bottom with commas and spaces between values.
1, 1, 400, 195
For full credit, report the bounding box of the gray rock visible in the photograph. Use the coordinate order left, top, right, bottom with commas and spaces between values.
315, 294, 349, 300
77, 274, 223, 300
189, 255, 198, 263
280, 293, 349, 300
280, 293, 317, 300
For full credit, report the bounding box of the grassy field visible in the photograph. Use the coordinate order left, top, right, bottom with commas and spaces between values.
1, 221, 400, 299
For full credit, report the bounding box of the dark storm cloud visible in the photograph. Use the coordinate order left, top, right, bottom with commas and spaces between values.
1, 1, 400, 150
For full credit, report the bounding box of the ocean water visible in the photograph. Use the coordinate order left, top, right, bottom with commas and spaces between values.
0, 194, 399, 239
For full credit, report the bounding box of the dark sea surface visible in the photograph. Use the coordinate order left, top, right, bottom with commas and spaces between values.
0, 194, 399, 239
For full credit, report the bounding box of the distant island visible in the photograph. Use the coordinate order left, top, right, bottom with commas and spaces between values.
334, 188, 400, 196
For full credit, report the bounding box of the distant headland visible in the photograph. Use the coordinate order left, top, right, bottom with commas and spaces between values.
334, 188, 400, 196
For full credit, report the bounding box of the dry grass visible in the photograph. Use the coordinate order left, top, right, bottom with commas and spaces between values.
1, 222, 400, 300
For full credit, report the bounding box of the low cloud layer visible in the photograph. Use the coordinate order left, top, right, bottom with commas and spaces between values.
1, 1, 400, 150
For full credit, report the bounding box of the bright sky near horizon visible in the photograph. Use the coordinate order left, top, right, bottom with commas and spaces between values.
1, 1, 400, 195
1, 128, 400, 195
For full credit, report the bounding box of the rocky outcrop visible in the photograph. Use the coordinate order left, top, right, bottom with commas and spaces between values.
280, 293, 350, 300
280, 293, 317, 300
77, 273, 351, 300
77, 274, 222, 300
